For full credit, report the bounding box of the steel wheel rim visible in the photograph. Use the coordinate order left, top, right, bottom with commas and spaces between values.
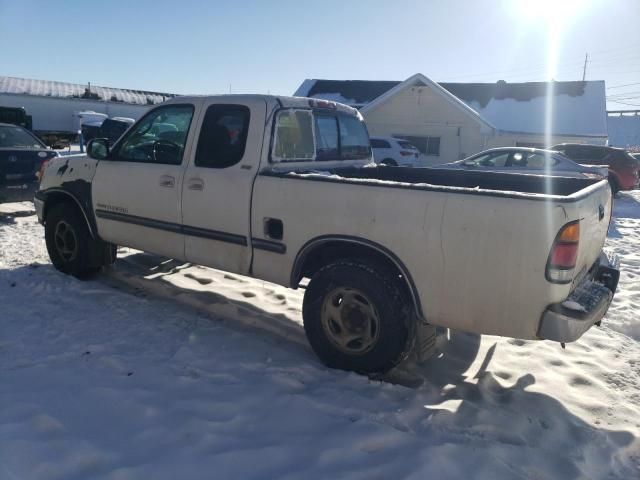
320, 287, 381, 355
54, 220, 78, 262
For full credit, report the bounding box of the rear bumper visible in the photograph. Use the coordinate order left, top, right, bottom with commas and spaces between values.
538, 251, 620, 342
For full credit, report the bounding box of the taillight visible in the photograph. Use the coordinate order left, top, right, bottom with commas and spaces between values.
36, 159, 50, 183
546, 221, 580, 284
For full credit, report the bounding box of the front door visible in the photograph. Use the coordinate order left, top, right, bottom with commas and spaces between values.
92, 102, 199, 260
181, 98, 267, 274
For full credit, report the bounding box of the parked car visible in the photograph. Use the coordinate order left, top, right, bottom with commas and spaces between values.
81, 120, 105, 146
430, 147, 608, 179
98, 117, 135, 144
371, 136, 421, 166
551, 144, 640, 195
36, 95, 619, 374
0, 123, 58, 184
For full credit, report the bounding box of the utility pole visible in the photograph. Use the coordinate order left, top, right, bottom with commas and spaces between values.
582, 53, 588, 81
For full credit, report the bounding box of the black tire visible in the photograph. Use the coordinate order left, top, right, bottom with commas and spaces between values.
302, 260, 412, 374
45, 202, 102, 278
608, 177, 620, 197
381, 158, 397, 166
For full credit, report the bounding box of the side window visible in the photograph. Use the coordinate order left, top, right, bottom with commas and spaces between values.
272, 109, 315, 162
195, 105, 250, 169
370, 139, 390, 148
114, 105, 194, 165
314, 115, 339, 160
511, 152, 526, 167
338, 115, 371, 159
524, 153, 556, 169
474, 152, 510, 167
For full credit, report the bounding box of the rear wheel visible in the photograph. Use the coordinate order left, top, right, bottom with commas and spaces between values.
302, 260, 412, 374
45, 203, 107, 278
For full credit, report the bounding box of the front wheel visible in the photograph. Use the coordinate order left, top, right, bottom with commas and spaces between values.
45, 203, 103, 278
302, 260, 412, 374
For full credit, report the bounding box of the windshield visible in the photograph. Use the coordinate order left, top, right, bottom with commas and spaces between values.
0, 125, 45, 149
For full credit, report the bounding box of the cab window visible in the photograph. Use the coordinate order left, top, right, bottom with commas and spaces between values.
271, 109, 371, 162
195, 104, 250, 168
114, 105, 194, 165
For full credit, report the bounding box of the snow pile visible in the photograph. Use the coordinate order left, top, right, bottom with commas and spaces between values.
1, 197, 640, 479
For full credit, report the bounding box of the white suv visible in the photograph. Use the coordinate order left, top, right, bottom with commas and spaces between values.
370, 136, 421, 167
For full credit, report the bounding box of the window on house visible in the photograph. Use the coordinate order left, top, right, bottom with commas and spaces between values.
195, 104, 250, 168
394, 135, 440, 156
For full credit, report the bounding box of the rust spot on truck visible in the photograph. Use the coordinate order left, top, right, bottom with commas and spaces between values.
56, 160, 70, 176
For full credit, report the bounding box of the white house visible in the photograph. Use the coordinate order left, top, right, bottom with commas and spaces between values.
0, 76, 175, 136
294, 74, 608, 164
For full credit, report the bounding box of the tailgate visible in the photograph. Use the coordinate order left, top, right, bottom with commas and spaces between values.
572, 181, 611, 285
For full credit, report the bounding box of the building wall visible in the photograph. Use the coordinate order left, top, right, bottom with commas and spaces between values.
0, 93, 151, 133
362, 85, 489, 164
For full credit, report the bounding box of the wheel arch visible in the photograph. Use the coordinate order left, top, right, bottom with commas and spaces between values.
291, 235, 424, 320
40, 188, 98, 239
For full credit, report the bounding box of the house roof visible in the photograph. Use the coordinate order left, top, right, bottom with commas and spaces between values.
0, 76, 176, 106
294, 77, 608, 137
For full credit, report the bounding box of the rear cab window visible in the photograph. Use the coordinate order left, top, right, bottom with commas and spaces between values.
271, 109, 371, 163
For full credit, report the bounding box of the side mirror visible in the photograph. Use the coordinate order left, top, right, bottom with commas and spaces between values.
87, 138, 110, 160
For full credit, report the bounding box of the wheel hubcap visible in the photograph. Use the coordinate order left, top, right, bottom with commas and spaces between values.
54, 220, 78, 262
321, 287, 380, 355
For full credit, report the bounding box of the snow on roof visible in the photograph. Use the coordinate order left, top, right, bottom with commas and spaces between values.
294, 79, 401, 107
441, 81, 608, 137
294, 78, 608, 137
607, 113, 640, 149
0, 76, 176, 106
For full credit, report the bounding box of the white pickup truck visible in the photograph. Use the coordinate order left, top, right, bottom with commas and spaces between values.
35, 95, 620, 374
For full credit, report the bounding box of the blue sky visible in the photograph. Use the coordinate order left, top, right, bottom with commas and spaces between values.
1, 0, 639, 109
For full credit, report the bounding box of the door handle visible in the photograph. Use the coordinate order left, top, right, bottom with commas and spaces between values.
159, 175, 175, 188
187, 178, 205, 191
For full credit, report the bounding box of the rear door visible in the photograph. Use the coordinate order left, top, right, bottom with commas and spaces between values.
92, 102, 200, 260
181, 97, 267, 274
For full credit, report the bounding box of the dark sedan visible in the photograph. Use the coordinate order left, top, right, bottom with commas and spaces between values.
0, 123, 58, 184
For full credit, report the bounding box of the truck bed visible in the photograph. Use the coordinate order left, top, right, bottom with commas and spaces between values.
270, 165, 603, 199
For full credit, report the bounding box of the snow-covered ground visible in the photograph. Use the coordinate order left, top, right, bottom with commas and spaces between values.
1, 193, 639, 479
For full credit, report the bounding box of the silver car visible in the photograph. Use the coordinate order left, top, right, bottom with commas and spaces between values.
432, 147, 608, 179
